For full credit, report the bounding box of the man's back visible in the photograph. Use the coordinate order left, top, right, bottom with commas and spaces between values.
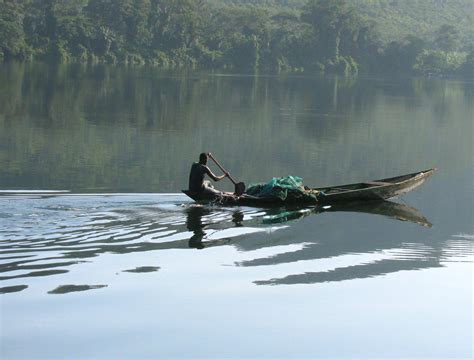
188, 162, 209, 192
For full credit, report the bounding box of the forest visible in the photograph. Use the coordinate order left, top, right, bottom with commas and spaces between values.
1, 0, 473, 77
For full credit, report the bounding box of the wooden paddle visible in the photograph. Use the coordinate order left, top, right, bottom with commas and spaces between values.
208, 153, 246, 196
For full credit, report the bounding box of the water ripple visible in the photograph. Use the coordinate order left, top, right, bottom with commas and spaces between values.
0, 194, 274, 285
0, 194, 472, 290
48, 284, 108, 295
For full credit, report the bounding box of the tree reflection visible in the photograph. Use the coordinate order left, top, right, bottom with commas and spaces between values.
2, 63, 472, 193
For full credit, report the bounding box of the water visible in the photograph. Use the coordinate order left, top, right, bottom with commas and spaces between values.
0, 63, 473, 359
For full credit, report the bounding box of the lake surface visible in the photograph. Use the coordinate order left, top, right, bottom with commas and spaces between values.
0, 63, 473, 359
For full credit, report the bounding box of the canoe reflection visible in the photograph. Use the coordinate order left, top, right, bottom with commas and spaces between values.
182, 201, 443, 286
184, 200, 432, 250
232, 201, 439, 286
318, 200, 432, 228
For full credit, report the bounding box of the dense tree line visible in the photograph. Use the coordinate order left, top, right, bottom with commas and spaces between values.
0, 0, 473, 77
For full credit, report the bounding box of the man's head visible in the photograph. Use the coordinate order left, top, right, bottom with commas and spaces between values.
199, 153, 208, 165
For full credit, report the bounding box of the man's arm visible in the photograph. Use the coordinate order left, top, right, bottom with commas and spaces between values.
205, 166, 228, 182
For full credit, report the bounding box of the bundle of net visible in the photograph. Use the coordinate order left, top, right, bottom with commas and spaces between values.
245, 176, 317, 202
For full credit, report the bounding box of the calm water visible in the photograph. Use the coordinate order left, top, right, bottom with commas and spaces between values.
0, 63, 473, 359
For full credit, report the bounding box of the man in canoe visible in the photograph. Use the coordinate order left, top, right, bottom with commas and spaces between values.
188, 153, 229, 197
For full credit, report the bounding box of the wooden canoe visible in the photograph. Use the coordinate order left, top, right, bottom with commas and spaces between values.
182, 168, 436, 206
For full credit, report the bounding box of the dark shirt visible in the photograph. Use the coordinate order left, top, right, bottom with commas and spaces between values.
188, 162, 215, 192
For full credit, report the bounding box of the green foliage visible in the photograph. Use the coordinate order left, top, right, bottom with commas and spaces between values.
460, 50, 474, 77
0, 0, 472, 78
332, 56, 358, 76
0, 0, 28, 59
354, 0, 474, 48
414, 50, 467, 76
301, 0, 378, 74
434, 24, 461, 52
382, 35, 426, 74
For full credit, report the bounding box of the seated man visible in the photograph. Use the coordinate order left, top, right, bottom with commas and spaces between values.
188, 153, 228, 198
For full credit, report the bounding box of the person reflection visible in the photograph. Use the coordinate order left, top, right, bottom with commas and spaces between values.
232, 211, 244, 227
186, 207, 245, 249
186, 206, 210, 249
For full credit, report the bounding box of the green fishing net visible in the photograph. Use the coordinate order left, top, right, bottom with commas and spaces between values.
245, 176, 317, 202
